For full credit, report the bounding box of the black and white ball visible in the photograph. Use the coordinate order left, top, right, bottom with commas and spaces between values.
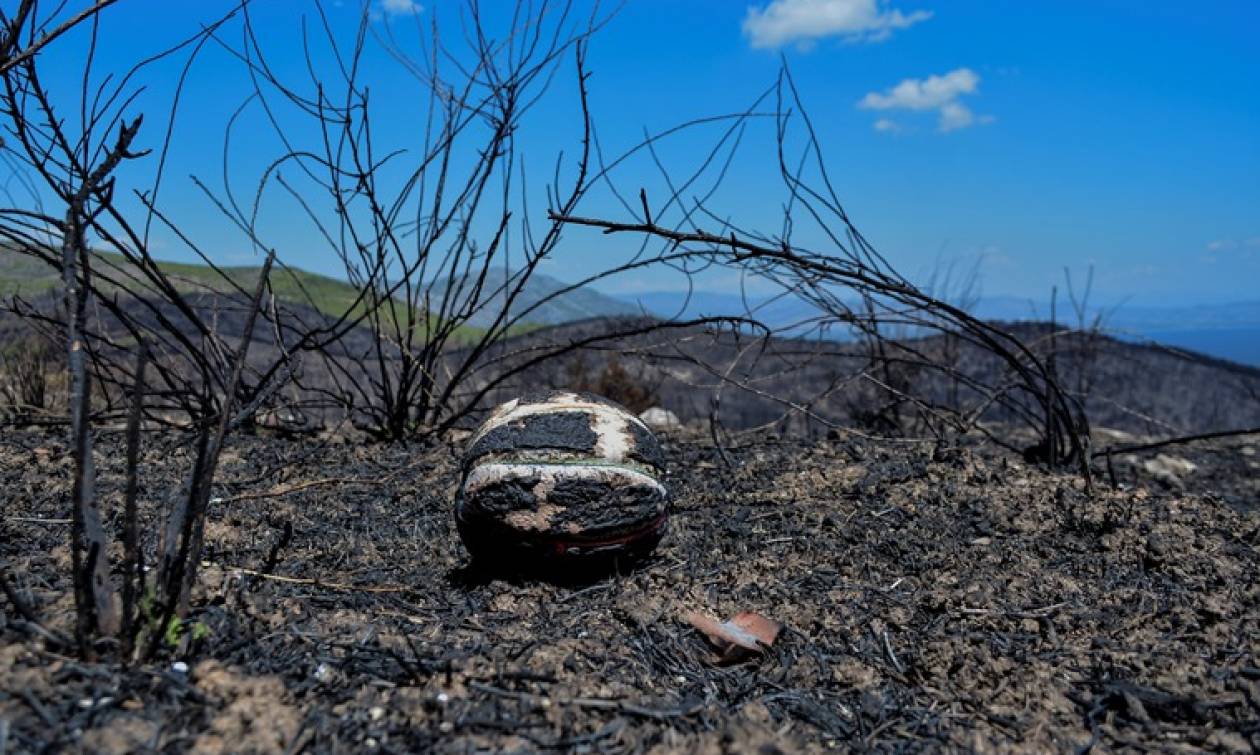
455, 391, 669, 567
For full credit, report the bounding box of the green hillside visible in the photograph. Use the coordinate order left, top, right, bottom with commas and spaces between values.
0, 249, 551, 344
0, 248, 366, 318
0, 249, 61, 296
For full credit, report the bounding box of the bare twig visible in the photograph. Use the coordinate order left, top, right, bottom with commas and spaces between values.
120, 348, 147, 659
1093, 427, 1260, 459
224, 566, 411, 594
0, 0, 120, 76
0, 563, 72, 647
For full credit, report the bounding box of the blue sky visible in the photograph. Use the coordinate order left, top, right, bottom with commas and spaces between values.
23, 0, 1260, 304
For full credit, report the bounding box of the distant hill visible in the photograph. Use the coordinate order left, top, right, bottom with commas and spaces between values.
617, 290, 824, 328
617, 288, 1260, 366
0, 250, 645, 336
965, 297, 1260, 367
0, 248, 367, 320
428, 268, 640, 328
971, 296, 1260, 331
463, 315, 1260, 438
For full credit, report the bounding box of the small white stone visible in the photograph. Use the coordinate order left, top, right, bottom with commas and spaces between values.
436, 692, 450, 704
639, 406, 681, 430
364, 737, 378, 748
438, 721, 454, 734
369, 706, 385, 721
313, 663, 330, 682
171, 661, 189, 674
674, 675, 686, 685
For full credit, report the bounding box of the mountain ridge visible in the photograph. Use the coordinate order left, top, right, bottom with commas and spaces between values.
612, 289, 1260, 365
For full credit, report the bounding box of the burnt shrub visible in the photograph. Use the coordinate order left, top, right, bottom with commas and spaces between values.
565, 356, 658, 414
0, 331, 61, 416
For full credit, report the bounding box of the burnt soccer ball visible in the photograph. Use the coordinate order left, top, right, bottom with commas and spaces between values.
455, 391, 669, 568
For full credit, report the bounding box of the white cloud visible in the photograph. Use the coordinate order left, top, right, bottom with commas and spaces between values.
860, 68, 977, 110
859, 68, 992, 132
1206, 237, 1260, 257
938, 101, 976, 132
381, 0, 422, 16
872, 118, 903, 133
743, 0, 931, 49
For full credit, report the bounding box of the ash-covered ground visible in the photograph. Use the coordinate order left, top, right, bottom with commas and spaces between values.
1, 426, 1257, 753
